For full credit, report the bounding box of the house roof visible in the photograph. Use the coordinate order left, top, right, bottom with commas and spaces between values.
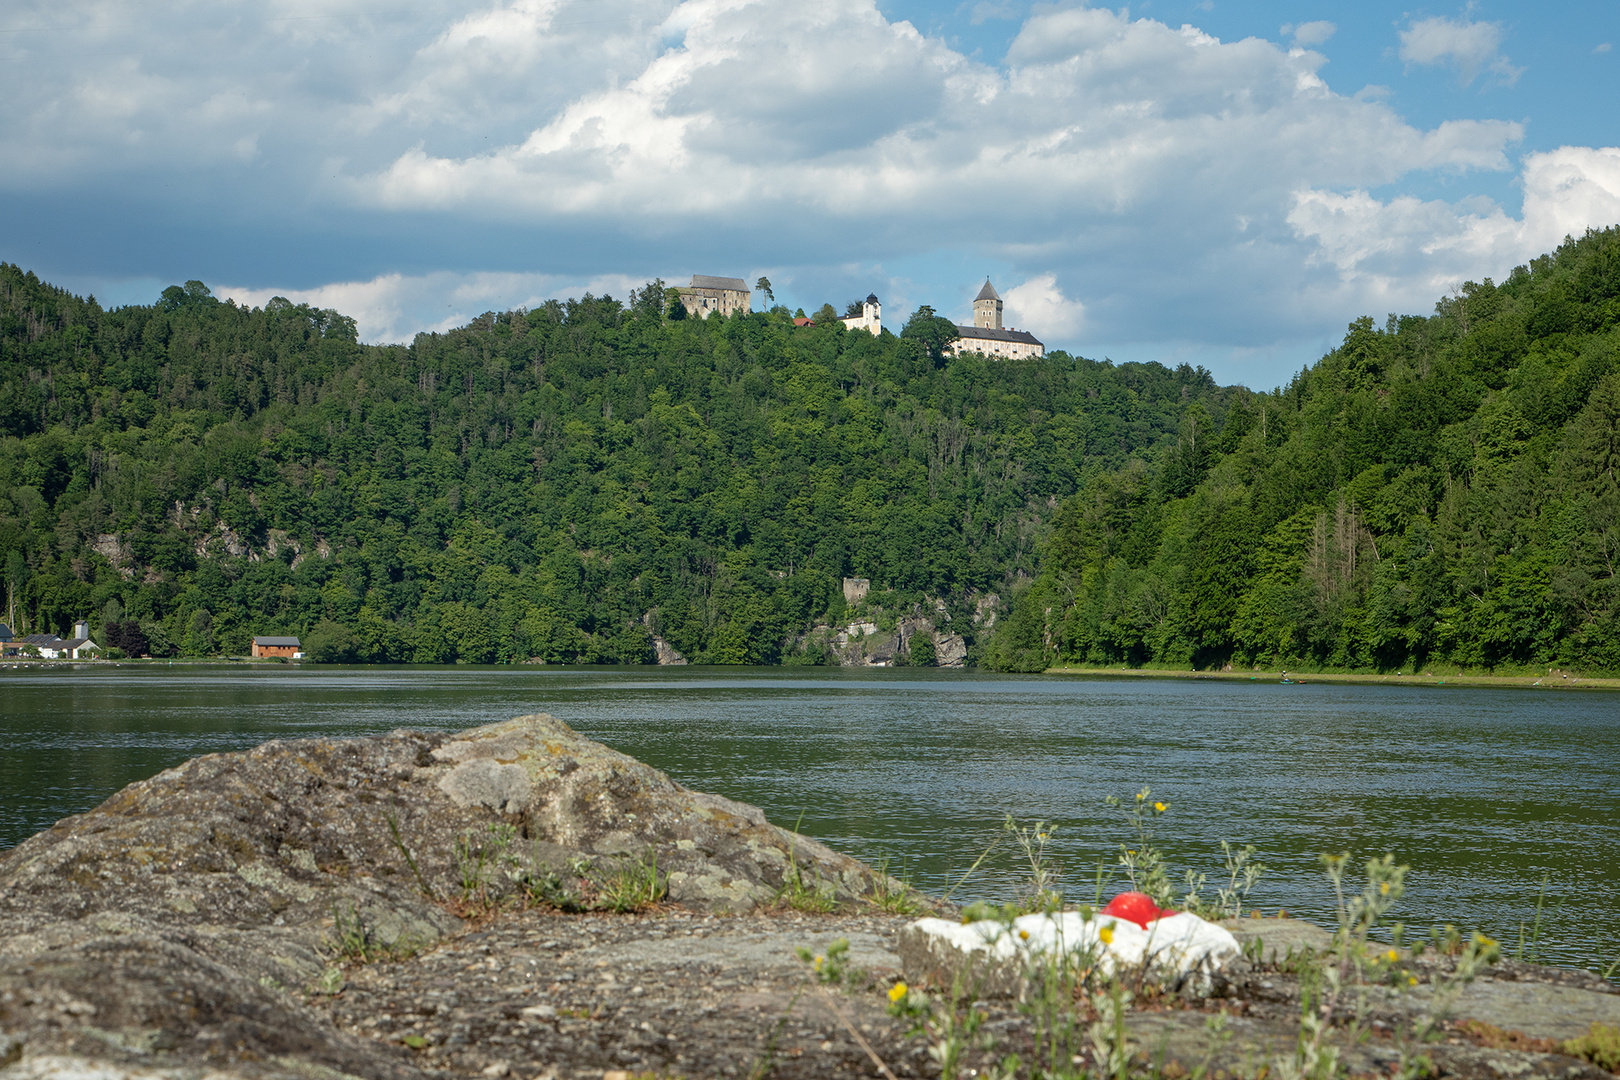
59, 638, 96, 650
975, 279, 1001, 302
688, 275, 749, 292
23, 633, 62, 645
253, 636, 302, 647
955, 324, 1043, 346
0, 624, 11, 639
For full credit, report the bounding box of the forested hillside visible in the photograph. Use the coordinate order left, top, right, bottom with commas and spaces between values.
0, 269, 1220, 662
989, 226, 1620, 675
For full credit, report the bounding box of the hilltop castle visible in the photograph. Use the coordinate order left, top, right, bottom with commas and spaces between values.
946, 280, 1044, 359
674, 275, 751, 319
672, 273, 1044, 361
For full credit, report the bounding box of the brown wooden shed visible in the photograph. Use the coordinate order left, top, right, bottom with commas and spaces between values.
251, 635, 302, 658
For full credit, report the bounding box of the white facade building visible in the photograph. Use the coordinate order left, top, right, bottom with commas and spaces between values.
946, 279, 1045, 360
840, 293, 882, 336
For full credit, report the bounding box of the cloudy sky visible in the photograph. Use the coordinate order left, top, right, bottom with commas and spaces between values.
3, 0, 1617, 388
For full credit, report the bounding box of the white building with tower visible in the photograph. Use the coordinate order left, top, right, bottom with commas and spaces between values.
947, 280, 1044, 359
841, 293, 881, 335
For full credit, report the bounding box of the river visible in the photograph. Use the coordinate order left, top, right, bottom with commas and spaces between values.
3, 664, 1616, 974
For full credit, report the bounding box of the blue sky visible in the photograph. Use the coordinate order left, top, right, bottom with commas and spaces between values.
2, 0, 1617, 389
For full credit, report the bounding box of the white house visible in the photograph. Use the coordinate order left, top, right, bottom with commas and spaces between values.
38, 636, 100, 659
841, 293, 882, 336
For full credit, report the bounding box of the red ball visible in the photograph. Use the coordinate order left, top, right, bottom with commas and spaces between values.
1101, 891, 1162, 929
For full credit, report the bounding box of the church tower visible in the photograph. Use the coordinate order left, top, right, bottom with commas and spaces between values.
973, 279, 1003, 330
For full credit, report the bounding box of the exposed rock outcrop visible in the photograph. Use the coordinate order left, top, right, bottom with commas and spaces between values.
0, 715, 886, 1080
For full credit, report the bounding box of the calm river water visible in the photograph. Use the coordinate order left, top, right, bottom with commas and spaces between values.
3, 665, 1616, 974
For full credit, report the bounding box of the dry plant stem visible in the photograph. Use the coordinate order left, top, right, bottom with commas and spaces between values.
942, 832, 1003, 904
748, 988, 803, 1080
383, 811, 435, 899
808, 981, 901, 1080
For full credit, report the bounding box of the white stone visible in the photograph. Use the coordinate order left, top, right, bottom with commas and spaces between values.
898, 910, 1239, 998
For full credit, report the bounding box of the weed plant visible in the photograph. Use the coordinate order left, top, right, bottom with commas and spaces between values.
448, 823, 663, 915
1563, 1023, 1620, 1071
1103, 788, 1174, 907
1513, 873, 1555, 963
775, 828, 839, 912
325, 901, 425, 964
852, 799, 1538, 1080
594, 849, 663, 912
1005, 815, 1065, 911
888, 970, 996, 1080
868, 858, 930, 915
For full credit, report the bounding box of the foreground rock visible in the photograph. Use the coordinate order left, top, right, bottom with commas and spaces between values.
1, 715, 1616, 1080
0, 715, 887, 1080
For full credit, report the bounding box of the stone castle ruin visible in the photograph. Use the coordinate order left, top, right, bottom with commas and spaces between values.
674, 275, 751, 319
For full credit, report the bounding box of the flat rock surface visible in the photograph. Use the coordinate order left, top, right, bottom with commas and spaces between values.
313, 910, 920, 1080
1407, 980, 1620, 1041
1217, 916, 1336, 963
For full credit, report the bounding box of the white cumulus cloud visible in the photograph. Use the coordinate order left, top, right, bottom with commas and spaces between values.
218, 270, 650, 343
1288, 146, 1620, 310
1287, 21, 1337, 47
5, 0, 1618, 384
1004, 275, 1084, 339
1398, 15, 1524, 86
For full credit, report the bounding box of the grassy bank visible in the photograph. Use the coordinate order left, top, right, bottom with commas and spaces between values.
1045, 664, 1620, 691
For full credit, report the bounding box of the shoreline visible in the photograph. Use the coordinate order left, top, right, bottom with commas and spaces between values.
1044, 664, 1620, 691
4, 655, 1619, 690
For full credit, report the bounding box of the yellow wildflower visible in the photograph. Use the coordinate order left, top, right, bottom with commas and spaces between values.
1019, 929, 1030, 940
1385, 950, 1399, 963
1099, 923, 1115, 946
1154, 802, 1166, 812
888, 982, 908, 1003
813, 955, 824, 971
1380, 882, 1390, 896
1408, 976, 1419, 986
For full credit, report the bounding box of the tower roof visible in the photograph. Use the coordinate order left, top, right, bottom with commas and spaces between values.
866, 293, 879, 304
975, 279, 1000, 302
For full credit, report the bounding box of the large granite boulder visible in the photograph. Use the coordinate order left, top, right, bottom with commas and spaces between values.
0, 715, 886, 1080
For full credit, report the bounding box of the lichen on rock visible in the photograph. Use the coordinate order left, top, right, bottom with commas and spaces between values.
0, 714, 888, 1080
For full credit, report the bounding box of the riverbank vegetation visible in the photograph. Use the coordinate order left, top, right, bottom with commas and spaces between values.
0, 269, 1215, 662
5, 225, 1618, 672
988, 226, 1620, 676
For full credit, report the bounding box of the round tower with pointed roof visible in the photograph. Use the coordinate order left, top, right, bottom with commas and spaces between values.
973, 279, 1003, 330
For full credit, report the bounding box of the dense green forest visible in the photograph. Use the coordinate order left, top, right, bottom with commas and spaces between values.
8, 225, 1617, 672
0, 268, 1220, 663
989, 226, 1620, 675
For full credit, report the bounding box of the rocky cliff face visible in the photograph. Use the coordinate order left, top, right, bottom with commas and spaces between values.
0, 715, 884, 1080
